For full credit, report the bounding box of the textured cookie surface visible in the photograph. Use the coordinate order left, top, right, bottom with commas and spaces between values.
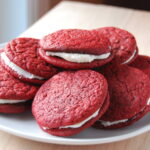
40, 29, 111, 55
130, 55, 150, 78
2, 38, 58, 84
96, 27, 138, 64
42, 95, 110, 136
32, 70, 108, 129
96, 64, 150, 122
0, 56, 38, 100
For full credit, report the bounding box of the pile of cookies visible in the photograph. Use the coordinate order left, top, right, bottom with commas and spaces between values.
0, 27, 150, 136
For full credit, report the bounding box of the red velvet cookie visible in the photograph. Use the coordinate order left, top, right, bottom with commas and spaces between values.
1, 38, 58, 85
129, 55, 150, 79
39, 29, 114, 69
32, 70, 109, 136
93, 64, 150, 129
0, 55, 38, 113
96, 27, 138, 64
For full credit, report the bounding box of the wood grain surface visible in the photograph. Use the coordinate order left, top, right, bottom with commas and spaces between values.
1, 1, 150, 150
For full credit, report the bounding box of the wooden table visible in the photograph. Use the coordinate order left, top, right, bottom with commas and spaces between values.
1, 1, 150, 150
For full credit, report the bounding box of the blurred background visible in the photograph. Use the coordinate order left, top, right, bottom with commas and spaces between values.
0, 0, 150, 43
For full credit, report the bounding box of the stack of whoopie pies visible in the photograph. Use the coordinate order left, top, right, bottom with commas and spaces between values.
0, 27, 150, 136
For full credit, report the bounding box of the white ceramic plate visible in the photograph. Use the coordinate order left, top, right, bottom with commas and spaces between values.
0, 43, 150, 145
0, 112, 150, 145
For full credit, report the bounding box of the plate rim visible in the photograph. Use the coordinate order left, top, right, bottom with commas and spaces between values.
0, 122, 150, 145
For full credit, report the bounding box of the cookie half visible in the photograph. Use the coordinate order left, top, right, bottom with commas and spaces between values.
0, 54, 38, 113
96, 27, 138, 64
93, 64, 150, 129
39, 29, 114, 69
129, 55, 150, 79
32, 70, 109, 136
1, 38, 58, 85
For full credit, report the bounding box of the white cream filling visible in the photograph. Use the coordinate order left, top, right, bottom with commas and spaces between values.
42, 108, 100, 130
0, 99, 27, 104
46, 51, 111, 63
99, 119, 128, 127
147, 98, 150, 105
1, 52, 44, 80
122, 49, 137, 64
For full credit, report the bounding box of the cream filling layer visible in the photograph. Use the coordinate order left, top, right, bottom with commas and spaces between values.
1, 52, 44, 80
46, 51, 111, 63
122, 49, 137, 64
42, 108, 100, 130
147, 98, 150, 105
100, 119, 128, 127
0, 99, 28, 104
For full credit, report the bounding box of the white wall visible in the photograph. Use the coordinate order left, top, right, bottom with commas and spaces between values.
0, 0, 27, 43
27, 0, 51, 27
0, 0, 51, 43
